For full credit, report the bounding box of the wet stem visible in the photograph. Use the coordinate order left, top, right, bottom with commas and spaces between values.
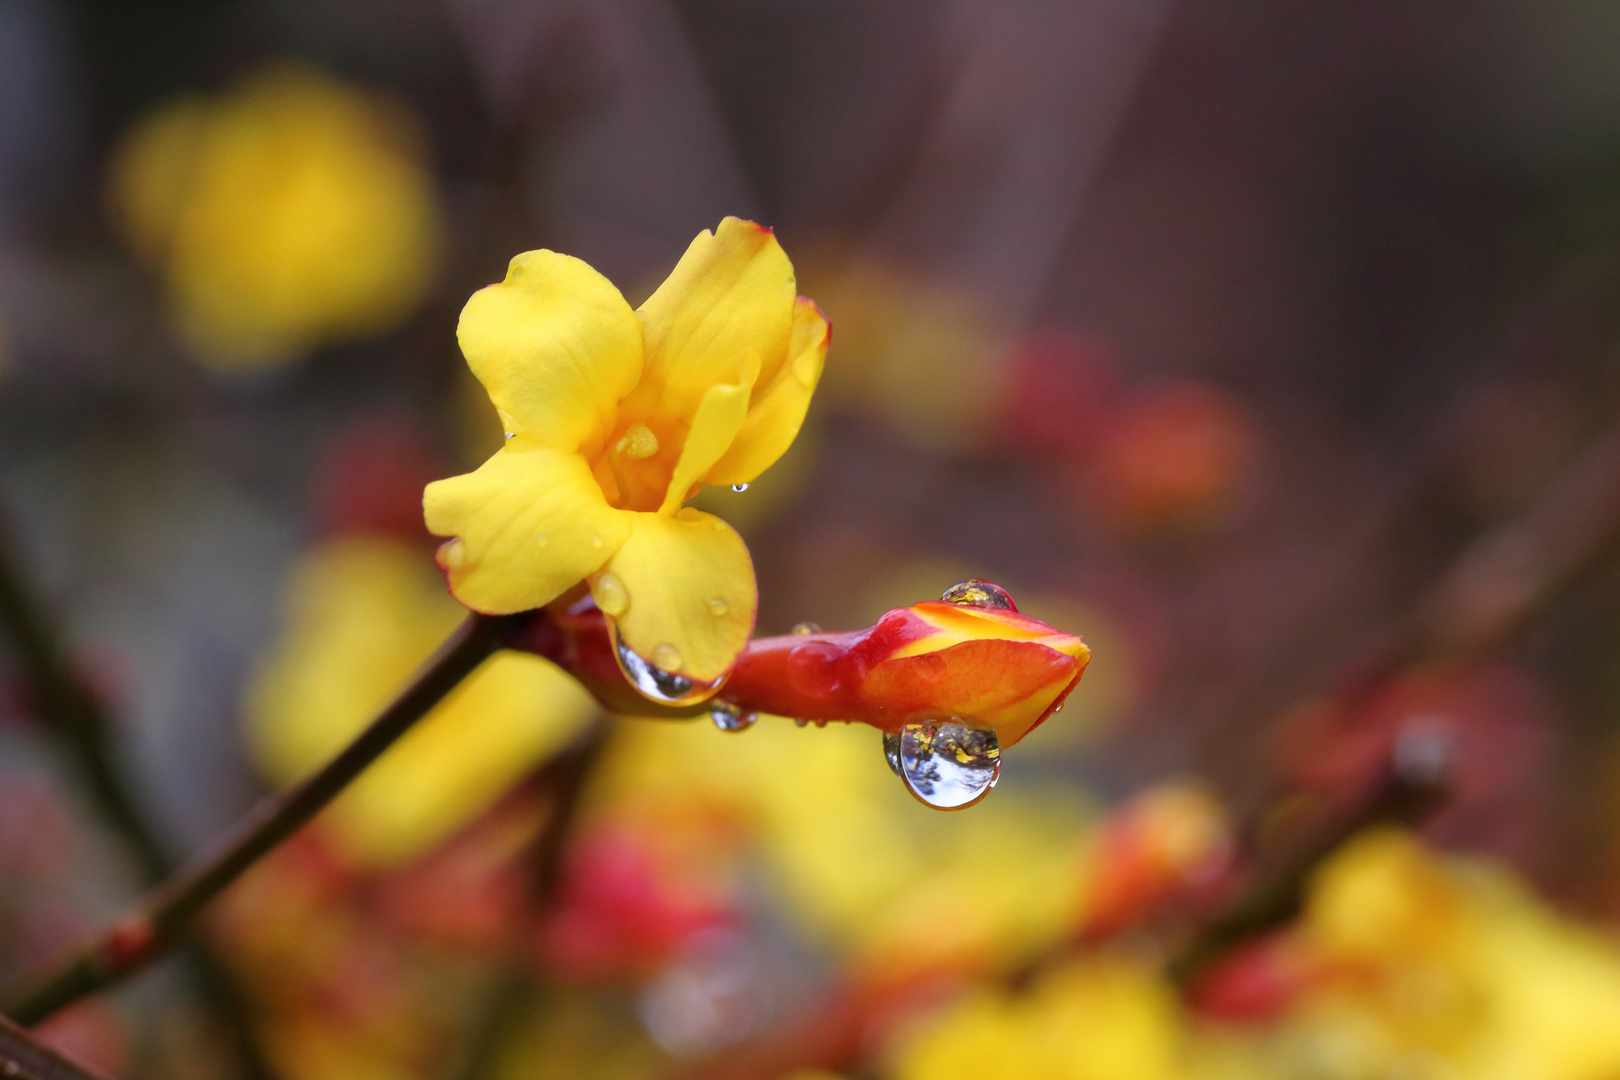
0, 605, 519, 1034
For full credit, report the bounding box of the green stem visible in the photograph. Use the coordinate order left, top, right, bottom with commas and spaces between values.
3, 612, 514, 1026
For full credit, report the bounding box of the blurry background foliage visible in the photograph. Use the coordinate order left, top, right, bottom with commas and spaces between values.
9, 0, 1620, 1078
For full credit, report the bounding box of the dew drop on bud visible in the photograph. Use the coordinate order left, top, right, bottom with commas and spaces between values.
940, 579, 1017, 611
709, 700, 757, 733
790, 621, 820, 635
592, 572, 630, 617
890, 721, 1000, 810
731, 483, 749, 493
609, 626, 720, 706
794, 719, 809, 728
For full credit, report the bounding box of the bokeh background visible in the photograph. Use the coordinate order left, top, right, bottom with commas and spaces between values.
8, 1, 1620, 1078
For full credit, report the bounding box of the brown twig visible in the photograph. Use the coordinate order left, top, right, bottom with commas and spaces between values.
3, 611, 517, 1025
0, 1014, 115, 1080
445, 718, 612, 1080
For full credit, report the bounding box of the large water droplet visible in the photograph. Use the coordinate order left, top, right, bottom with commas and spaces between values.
883, 731, 902, 777
709, 700, 757, 733
940, 580, 1017, 611
708, 597, 729, 616
790, 621, 820, 635
731, 483, 749, 493
890, 721, 1001, 810
592, 572, 630, 616
611, 629, 719, 706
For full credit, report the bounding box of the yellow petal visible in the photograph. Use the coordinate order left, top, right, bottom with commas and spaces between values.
457, 249, 642, 455
658, 355, 759, 514
599, 509, 756, 683
424, 446, 630, 613
635, 217, 795, 420
705, 297, 828, 486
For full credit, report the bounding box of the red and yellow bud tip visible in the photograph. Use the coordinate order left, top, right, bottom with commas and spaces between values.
722, 594, 1089, 747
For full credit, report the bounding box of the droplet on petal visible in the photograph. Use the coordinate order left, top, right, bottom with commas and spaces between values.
592, 572, 630, 617
940, 579, 1017, 611
440, 540, 465, 569
536, 533, 548, 547
731, 483, 749, 493
709, 700, 757, 733
790, 621, 820, 635
609, 627, 720, 707
794, 719, 809, 729
708, 597, 729, 616
891, 721, 1001, 810
652, 643, 683, 671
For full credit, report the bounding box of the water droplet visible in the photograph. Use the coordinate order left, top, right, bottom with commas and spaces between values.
794, 719, 809, 728
731, 483, 749, 493
536, 533, 548, 547
786, 640, 843, 698
592, 534, 605, 549
940, 579, 1017, 612
653, 642, 683, 670
883, 731, 902, 777
708, 597, 729, 616
677, 507, 704, 524
592, 572, 630, 616
440, 540, 465, 569
504, 431, 515, 440
709, 701, 757, 733
790, 621, 820, 635
890, 721, 1001, 810
610, 628, 720, 706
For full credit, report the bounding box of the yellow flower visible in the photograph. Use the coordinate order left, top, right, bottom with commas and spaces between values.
424, 217, 828, 685
244, 535, 596, 866
110, 63, 439, 370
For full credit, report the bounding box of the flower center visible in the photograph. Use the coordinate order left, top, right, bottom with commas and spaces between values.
600, 422, 666, 511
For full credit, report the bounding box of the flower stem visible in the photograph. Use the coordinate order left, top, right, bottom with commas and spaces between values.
2, 611, 516, 1026
0, 1013, 115, 1080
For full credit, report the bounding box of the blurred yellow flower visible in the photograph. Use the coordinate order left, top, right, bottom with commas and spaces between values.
425, 217, 828, 685
1292, 827, 1620, 1080
891, 957, 1186, 1080
110, 63, 439, 370
245, 535, 596, 866
590, 718, 1090, 981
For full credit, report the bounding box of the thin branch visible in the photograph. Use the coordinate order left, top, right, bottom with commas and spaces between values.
0, 1014, 114, 1080
3, 612, 516, 1025
447, 718, 612, 1080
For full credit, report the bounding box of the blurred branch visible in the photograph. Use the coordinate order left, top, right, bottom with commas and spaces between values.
3, 612, 516, 1026
1166, 728, 1451, 986
1164, 414, 1620, 984
1398, 419, 1620, 663
0, 511, 169, 881
0, 1014, 115, 1080
448, 718, 611, 1080
0, 511, 276, 1077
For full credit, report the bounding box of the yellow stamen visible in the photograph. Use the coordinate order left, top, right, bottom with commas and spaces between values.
607, 423, 660, 507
